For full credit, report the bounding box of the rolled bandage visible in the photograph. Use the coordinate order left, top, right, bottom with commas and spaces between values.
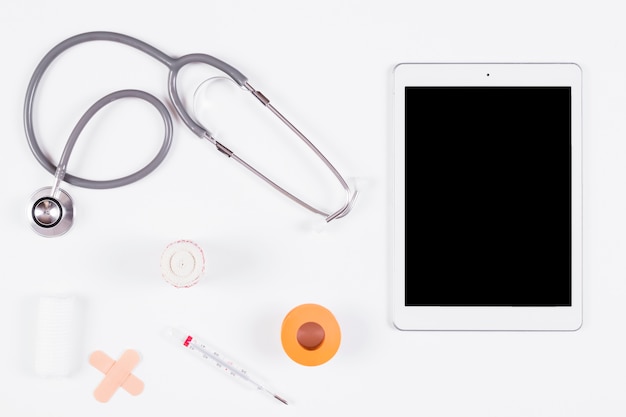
34, 295, 81, 377
160, 240, 205, 288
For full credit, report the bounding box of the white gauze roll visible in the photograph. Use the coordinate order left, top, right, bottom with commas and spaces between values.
34, 295, 80, 377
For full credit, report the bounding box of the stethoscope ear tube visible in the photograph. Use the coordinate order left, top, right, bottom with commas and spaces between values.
167, 53, 248, 139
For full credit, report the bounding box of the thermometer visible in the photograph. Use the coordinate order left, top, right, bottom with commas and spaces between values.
167, 327, 288, 405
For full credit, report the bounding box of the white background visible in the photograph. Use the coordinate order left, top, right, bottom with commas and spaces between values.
0, 1, 620, 416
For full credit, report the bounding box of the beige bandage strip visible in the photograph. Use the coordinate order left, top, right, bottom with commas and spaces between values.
89, 350, 144, 402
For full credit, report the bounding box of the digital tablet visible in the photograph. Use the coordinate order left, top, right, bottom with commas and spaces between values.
392, 63, 582, 331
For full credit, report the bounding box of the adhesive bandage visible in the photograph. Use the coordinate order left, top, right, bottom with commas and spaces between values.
89, 349, 144, 402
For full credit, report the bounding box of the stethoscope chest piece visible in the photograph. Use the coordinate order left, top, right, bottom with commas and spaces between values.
29, 187, 74, 237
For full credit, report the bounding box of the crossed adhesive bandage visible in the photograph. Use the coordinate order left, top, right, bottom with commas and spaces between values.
89, 349, 144, 402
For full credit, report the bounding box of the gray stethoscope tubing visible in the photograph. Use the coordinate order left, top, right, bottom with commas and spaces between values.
24, 31, 244, 190
50, 89, 173, 194
25, 31, 356, 237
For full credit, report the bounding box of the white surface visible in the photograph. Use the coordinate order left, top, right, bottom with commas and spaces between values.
0, 1, 619, 415
392, 63, 583, 331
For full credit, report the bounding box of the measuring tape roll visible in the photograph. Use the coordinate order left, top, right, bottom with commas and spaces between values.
160, 240, 205, 288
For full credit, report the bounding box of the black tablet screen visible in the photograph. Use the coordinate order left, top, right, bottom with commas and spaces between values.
405, 86, 571, 306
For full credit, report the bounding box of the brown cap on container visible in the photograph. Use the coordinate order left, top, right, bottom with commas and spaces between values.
297, 322, 325, 350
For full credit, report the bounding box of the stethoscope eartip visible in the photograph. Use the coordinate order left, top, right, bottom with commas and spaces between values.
28, 187, 74, 237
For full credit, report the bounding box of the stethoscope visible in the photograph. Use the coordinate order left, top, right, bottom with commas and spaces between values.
25, 31, 357, 237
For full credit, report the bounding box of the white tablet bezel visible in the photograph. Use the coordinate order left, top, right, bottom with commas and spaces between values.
392, 63, 582, 331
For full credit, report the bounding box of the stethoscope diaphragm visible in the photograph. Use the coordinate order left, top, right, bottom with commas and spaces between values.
28, 187, 74, 237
